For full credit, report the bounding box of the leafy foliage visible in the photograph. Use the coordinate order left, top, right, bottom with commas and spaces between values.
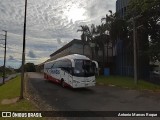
128, 0, 160, 62
110, 18, 128, 42
77, 25, 90, 42
77, 11, 117, 70
17, 63, 36, 72
25, 63, 36, 72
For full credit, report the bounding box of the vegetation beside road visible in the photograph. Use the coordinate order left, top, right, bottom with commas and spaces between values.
0, 69, 16, 78
96, 76, 160, 91
0, 76, 44, 120
0, 72, 13, 78
0, 72, 2, 77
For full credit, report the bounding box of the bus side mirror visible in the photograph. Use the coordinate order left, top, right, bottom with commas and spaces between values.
92, 61, 99, 75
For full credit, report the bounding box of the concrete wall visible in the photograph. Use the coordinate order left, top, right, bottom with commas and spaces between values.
50, 43, 92, 60
38, 42, 115, 73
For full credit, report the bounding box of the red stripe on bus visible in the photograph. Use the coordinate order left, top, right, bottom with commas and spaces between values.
44, 73, 60, 83
44, 73, 72, 88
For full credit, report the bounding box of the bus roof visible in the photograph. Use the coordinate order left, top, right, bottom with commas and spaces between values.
45, 54, 90, 64
57, 54, 90, 61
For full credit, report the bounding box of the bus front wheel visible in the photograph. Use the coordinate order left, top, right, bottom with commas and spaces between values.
61, 79, 65, 88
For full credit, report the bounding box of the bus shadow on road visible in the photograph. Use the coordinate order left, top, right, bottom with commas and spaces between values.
67, 87, 96, 94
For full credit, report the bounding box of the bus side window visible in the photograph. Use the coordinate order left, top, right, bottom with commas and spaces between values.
52, 61, 60, 68
60, 59, 72, 74
51, 62, 55, 68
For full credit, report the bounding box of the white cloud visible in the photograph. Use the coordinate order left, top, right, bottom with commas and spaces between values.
28, 50, 37, 58
0, 0, 116, 68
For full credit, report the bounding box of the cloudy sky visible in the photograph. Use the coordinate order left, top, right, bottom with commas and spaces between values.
0, 0, 116, 68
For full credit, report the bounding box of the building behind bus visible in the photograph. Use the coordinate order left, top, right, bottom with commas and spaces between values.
37, 39, 115, 75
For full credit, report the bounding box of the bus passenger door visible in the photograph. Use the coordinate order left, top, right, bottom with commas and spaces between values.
56, 68, 61, 81
61, 67, 72, 86
51, 68, 60, 81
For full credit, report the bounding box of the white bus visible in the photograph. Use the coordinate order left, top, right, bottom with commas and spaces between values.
44, 54, 98, 88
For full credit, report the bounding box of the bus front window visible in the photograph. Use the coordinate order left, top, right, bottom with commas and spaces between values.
74, 59, 95, 77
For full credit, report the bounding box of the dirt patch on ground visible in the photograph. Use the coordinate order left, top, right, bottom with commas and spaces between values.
1, 97, 19, 105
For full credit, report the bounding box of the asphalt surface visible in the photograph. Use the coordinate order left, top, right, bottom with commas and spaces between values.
27, 72, 160, 120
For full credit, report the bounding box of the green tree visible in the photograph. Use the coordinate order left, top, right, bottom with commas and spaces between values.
109, 14, 129, 76
126, 0, 160, 79
77, 25, 98, 59
77, 25, 90, 54
86, 24, 97, 59
128, 0, 160, 62
110, 18, 128, 43
101, 11, 117, 64
25, 63, 36, 72
101, 12, 111, 63
94, 24, 108, 71
101, 10, 113, 30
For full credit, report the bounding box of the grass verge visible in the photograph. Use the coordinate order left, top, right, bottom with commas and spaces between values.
0, 76, 44, 120
96, 76, 160, 91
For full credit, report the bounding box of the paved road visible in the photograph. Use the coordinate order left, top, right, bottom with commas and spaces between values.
27, 72, 160, 120
0, 73, 18, 84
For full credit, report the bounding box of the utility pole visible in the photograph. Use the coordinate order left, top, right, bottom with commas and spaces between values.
128, 15, 142, 85
0, 30, 7, 84
132, 15, 142, 85
133, 20, 138, 84
20, 0, 27, 99
3, 30, 7, 84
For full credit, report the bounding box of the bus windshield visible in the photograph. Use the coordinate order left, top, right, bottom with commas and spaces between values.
74, 59, 95, 77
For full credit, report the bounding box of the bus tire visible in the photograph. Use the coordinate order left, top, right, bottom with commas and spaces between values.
61, 79, 65, 88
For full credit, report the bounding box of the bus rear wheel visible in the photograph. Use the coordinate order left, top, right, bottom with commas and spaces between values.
61, 80, 65, 88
